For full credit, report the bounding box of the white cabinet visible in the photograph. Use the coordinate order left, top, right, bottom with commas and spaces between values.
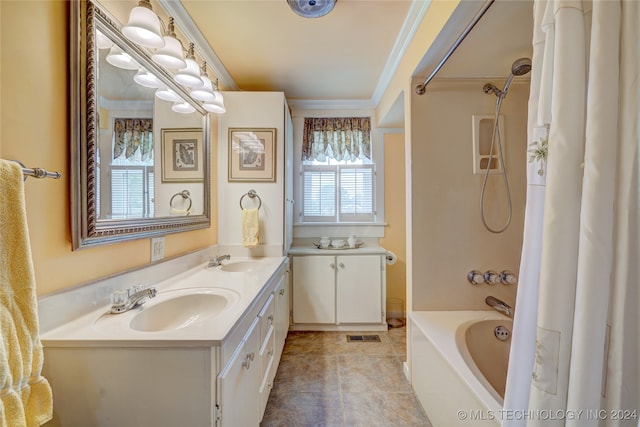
217, 262, 290, 426
291, 254, 385, 328
292, 255, 335, 324
218, 318, 261, 427
273, 268, 290, 361
336, 255, 383, 323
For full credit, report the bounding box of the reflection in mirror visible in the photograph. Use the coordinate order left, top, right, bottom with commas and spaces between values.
71, 1, 211, 249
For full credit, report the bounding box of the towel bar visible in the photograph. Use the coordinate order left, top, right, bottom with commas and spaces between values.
11, 160, 62, 181
240, 189, 262, 210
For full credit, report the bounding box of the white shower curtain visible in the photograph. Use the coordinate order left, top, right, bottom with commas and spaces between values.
503, 1, 640, 426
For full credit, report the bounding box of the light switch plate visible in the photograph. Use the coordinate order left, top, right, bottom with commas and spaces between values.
151, 237, 165, 262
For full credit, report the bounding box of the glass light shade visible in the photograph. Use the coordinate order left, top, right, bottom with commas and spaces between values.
190, 76, 216, 102
133, 68, 163, 88
106, 45, 139, 70
152, 36, 186, 69
203, 92, 226, 114
174, 58, 204, 88
122, 3, 165, 49
96, 30, 113, 49
155, 87, 183, 102
172, 101, 196, 114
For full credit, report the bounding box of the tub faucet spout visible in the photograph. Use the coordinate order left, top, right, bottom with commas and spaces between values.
485, 296, 513, 318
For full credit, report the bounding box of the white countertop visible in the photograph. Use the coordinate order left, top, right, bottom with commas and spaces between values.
40, 256, 286, 347
288, 244, 387, 256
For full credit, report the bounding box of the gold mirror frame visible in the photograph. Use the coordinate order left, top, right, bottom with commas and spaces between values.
70, 0, 211, 249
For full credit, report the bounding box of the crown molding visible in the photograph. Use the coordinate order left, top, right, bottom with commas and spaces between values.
371, 0, 431, 106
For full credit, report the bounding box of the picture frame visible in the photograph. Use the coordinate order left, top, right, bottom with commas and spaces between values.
228, 128, 277, 182
161, 128, 204, 182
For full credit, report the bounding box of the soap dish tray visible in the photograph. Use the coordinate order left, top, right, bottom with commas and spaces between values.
313, 241, 364, 250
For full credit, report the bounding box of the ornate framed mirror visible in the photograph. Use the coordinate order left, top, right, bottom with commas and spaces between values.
70, 0, 211, 249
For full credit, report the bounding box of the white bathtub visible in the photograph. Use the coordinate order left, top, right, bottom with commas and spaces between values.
409, 311, 512, 426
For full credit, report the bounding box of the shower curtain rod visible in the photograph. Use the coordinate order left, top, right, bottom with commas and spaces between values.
415, 0, 495, 95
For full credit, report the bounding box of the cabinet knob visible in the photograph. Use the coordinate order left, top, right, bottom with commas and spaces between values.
330, 263, 335, 269
279, 289, 285, 296
339, 262, 345, 269
242, 352, 255, 369
268, 314, 274, 323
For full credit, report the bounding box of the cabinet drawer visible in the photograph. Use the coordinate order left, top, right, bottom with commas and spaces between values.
258, 294, 275, 344
259, 325, 275, 382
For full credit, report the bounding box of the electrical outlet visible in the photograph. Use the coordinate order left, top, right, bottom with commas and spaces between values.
151, 237, 165, 262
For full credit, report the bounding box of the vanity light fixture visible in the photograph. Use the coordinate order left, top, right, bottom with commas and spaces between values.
122, 0, 165, 49
151, 17, 186, 69
174, 43, 204, 88
202, 79, 226, 114
190, 62, 217, 102
287, 0, 337, 18
133, 68, 163, 88
105, 45, 140, 70
155, 86, 183, 102
171, 101, 196, 114
96, 30, 113, 50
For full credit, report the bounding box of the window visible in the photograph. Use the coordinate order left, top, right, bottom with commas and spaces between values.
300, 117, 375, 223
110, 165, 155, 219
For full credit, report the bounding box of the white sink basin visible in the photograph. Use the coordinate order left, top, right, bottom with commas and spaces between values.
219, 261, 257, 273
94, 288, 240, 333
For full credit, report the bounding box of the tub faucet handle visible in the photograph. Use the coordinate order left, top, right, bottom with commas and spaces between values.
467, 270, 484, 285
500, 270, 518, 285
483, 270, 500, 285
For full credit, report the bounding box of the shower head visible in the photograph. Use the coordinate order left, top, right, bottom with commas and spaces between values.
511, 57, 532, 76
484, 57, 531, 99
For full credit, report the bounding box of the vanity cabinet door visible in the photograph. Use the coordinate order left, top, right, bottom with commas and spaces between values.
273, 273, 289, 360
292, 256, 335, 324
218, 317, 260, 427
336, 255, 383, 324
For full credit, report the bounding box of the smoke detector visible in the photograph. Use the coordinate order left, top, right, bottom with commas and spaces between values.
287, 0, 337, 18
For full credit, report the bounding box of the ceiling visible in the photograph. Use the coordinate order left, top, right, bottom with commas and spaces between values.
92, 0, 534, 137
160, 0, 533, 112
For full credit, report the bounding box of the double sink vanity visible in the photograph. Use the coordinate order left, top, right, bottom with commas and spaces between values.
40, 253, 289, 427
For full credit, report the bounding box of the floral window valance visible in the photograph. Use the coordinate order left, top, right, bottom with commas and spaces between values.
113, 118, 153, 161
302, 117, 371, 162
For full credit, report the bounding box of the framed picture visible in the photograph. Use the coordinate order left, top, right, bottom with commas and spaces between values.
161, 128, 204, 182
228, 128, 276, 182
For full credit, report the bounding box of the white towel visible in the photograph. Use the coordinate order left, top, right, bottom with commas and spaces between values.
0, 160, 53, 427
242, 208, 260, 248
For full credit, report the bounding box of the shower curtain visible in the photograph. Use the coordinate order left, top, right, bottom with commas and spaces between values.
503, 1, 639, 426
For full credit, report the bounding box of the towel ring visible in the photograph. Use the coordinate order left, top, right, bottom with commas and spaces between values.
170, 190, 192, 214
240, 189, 262, 210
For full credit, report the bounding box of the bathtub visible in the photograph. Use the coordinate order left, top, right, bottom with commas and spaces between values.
409, 311, 512, 426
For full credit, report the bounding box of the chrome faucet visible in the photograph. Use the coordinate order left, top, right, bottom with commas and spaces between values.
208, 254, 231, 267
110, 286, 157, 314
485, 296, 513, 318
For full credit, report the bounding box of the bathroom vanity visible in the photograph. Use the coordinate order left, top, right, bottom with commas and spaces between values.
288, 245, 387, 331
40, 255, 289, 427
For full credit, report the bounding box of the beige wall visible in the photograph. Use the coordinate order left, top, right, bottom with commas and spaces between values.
408, 79, 529, 311
380, 132, 406, 305
0, 1, 217, 296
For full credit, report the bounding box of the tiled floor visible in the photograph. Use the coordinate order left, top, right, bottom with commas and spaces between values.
260, 326, 432, 427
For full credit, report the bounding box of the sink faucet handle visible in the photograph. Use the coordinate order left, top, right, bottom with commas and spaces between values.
483, 270, 500, 285
111, 290, 128, 306
500, 270, 518, 285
